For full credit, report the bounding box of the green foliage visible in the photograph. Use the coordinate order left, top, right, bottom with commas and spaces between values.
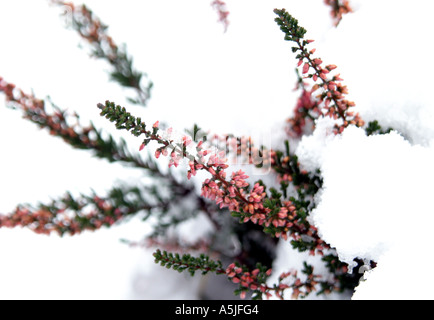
274, 9, 307, 42
365, 120, 393, 136
153, 249, 225, 276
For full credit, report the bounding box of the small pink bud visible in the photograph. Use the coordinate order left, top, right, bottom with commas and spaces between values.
302, 62, 309, 74
139, 144, 145, 151
155, 150, 161, 159
152, 121, 159, 128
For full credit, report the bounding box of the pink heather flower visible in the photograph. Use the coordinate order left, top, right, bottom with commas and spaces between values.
182, 135, 192, 146
139, 143, 145, 151
302, 62, 309, 74
152, 121, 159, 128
297, 59, 303, 67
278, 208, 288, 219
333, 74, 343, 81
228, 186, 236, 197
155, 149, 161, 159
226, 263, 236, 272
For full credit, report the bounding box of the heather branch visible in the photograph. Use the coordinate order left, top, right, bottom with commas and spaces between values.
98, 101, 328, 257
0, 186, 169, 236
153, 249, 334, 300
0, 77, 154, 172
274, 8, 364, 134
50, 1, 153, 106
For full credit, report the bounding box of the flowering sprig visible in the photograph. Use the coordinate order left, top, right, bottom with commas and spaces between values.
0, 186, 166, 236
97, 100, 323, 248
324, 0, 353, 26
0, 77, 153, 171
153, 249, 336, 300
226, 260, 341, 300
274, 8, 364, 134
50, 0, 153, 106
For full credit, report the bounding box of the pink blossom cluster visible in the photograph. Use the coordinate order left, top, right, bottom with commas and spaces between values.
225, 262, 324, 300
0, 196, 123, 236
293, 39, 364, 134
146, 125, 327, 245
226, 263, 273, 299
200, 169, 257, 213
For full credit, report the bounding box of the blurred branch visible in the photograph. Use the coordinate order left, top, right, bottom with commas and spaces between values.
0, 185, 168, 236
324, 0, 352, 26
50, 0, 153, 106
211, 0, 230, 32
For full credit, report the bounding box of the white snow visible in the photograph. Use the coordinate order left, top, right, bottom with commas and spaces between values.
292, 0, 434, 299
